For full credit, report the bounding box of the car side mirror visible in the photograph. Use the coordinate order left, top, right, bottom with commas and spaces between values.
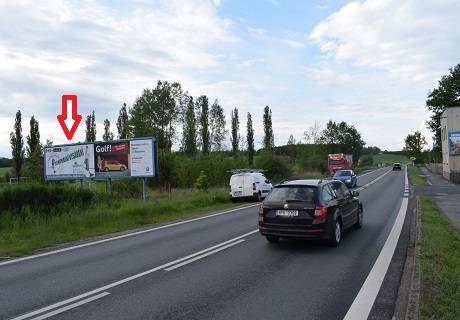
352, 191, 359, 197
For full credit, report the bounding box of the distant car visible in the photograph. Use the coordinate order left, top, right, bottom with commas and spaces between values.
229, 170, 273, 202
104, 160, 127, 172
332, 170, 357, 188
258, 179, 363, 247
392, 163, 402, 171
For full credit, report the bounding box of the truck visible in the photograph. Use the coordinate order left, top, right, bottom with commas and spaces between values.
328, 153, 353, 175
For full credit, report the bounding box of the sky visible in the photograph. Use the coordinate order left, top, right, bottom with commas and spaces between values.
1, 0, 460, 157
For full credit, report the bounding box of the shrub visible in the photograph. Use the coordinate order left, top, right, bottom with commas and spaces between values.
256, 151, 293, 182
194, 170, 209, 192
0, 184, 94, 217
359, 155, 374, 167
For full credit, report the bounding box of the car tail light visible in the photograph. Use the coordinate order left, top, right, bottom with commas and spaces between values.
252, 183, 256, 191
258, 204, 264, 222
313, 205, 328, 221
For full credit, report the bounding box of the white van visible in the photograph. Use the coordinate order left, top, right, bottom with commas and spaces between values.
229, 170, 273, 202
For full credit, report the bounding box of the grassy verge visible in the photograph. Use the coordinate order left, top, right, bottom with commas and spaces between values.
0, 188, 238, 257
420, 197, 460, 320
373, 153, 409, 166
408, 165, 429, 186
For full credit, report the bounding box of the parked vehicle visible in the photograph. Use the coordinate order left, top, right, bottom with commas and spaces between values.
328, 153, 353, 175
333, 170, 357, 188
258, 179, 363, 247
392, 163, 402, 171
229, 169, 273, 202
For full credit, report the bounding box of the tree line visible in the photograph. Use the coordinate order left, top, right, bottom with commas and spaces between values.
9, 79, 368, 184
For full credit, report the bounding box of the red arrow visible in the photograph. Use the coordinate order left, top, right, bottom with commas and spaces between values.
57, 95, 82, 140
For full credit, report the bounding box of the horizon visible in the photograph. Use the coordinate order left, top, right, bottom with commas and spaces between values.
1, 0, 459, 157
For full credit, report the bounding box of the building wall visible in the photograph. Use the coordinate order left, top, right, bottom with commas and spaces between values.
442, 107, 460, 183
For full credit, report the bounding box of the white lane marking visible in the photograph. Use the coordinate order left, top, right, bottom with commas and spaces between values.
8, 230, 259, 320
0, 204, 258, 267
355, 169, 392, 192
28, 292, 110, 320
165, 239, 246, 271
357, 167, 385, 178
343, 167, 409, 320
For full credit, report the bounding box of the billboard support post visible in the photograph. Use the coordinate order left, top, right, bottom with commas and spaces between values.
107, 178, 112, 195
80, 179, 84, 189
142, 178, 148, 202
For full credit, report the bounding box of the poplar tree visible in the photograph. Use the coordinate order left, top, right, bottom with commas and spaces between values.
103, 118, 114, 141
246, 112, 255, 165
26, 116, 40, 158
263, 105, 274, 149
196, 95, 210, 153
231, 107, 239, 154
209, 99, 227, 151
181, 96, 197, 155
117, 103, 129, 139
10, 110, 25, 181
85, 110, 96, 142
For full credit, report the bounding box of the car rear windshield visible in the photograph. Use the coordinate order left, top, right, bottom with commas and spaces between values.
330, 159, 344, 165
334, 171, 351, 177
265, 186, 316, 202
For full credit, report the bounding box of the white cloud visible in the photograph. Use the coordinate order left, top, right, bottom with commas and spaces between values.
305, 67, 351, 84
280, 38, 306, 49
0, 0, 235, 156
248, 27, 266, 37
310, 0, 460, 82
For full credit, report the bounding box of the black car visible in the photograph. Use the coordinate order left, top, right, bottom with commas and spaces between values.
258, 179, 363, 247
392, 163, 402, 171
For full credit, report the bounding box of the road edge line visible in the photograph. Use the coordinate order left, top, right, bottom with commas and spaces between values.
343, 167, 409, 320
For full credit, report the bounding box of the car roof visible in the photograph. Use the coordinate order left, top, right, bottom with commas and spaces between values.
278, 179, 323, 187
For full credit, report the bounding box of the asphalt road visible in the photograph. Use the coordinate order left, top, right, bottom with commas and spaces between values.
0, 167, 407, 320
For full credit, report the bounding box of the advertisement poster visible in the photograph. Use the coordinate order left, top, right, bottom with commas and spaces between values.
94, 141, 130, 178
130, 139, 155, 177
448, 131, 460, 156
45, 144, 95, 180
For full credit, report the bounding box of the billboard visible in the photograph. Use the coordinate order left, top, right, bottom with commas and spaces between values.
449, 131, 460, 156
130, 138, 155, 177
44, 144, 95, 180
44, 137, 157, 181
95, 141, 130, 178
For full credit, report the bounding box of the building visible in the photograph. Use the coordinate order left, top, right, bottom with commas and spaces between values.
441, 106, 460, 183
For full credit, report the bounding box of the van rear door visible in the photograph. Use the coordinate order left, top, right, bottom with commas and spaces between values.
230, 174, 245, 197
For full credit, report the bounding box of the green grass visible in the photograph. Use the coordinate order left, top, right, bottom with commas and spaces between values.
372, 153, 409, 166
408, 165, 429, 186
0, 188, 238, 257
420, 197, 460, 320
0, 167, 12, 179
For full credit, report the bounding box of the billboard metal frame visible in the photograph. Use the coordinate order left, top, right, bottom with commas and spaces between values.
44, 137, 158, 181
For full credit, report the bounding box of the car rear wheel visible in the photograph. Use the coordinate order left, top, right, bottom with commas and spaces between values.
328, 218, 342, 247
266, 235, 279, 243
354, 206, 363, 229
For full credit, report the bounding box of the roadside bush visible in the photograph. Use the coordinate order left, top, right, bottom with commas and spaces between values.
0, 184, 94, 217
256, 151, 293, 182
359, 155, 374, 167
112, 179, 143, 198
194, 171, 209, 192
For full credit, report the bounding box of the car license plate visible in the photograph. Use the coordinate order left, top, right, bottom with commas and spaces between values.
233, 191, 242, 196
276, 210, 298, 217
